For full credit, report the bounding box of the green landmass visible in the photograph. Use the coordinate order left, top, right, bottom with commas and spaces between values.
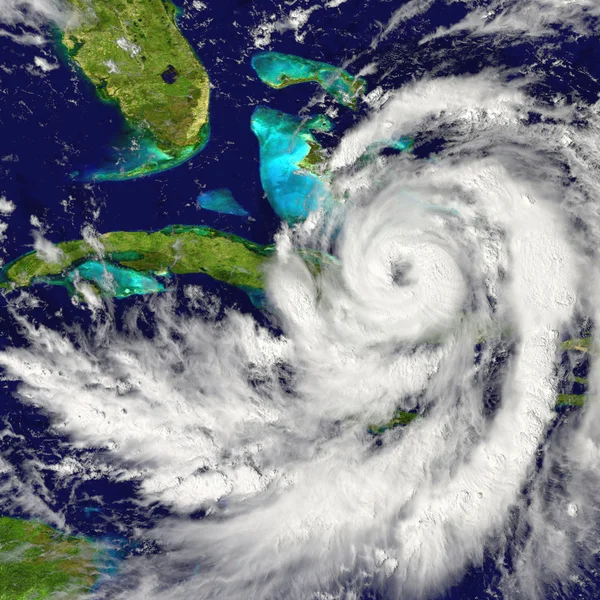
367, 333, 595, 433
0, 516, 99, 600
368, 410, 419, 435
556, 394, 586, 408
366, 332, 594, 433
558, 335, 590, 407
0, 226, 274, 299
298, 114, 335, 173
60, 0, 210, 179
251, 51, 366, 109
561, 337, 591, 352
250, 107, 335, 223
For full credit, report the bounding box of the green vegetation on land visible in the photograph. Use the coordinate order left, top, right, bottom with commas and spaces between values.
61, 0, 210, 179
0, 226, 274, 298
251, 52, 366, 110
250, 107, 335, 224
556, 394, 586, 408
371, 332, 594, 432
368, 410, 419, 435
561, 337, 591, 352
0, 516, 99, 600
557, 334, 591, 408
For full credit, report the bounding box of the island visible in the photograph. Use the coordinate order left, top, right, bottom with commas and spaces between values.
561, 336, 591, 352
60, 0, 210, 180
251, 106, 335, 224
368, 331, 593, 434
555, 334, 591, 408
556, 394, 586, 407
0, 516, 99, 599
251, 52, 367, 109
0, 226, 276, 300
367, 409, 419, 436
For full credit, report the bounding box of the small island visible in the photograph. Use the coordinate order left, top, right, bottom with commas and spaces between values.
368, 409, 419, 436
251, 52, 367, 109
555, 334, 591, 408
556, 394, 586, 407
61, 0, 210, 180
561, 336, 591, 352
0, 516, 99, 599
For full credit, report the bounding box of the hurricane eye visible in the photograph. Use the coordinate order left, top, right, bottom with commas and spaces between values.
390, 260, 413, 286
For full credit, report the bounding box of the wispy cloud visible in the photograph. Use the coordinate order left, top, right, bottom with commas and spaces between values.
0, 0, 73, 44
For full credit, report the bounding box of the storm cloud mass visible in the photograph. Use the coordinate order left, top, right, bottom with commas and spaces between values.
2, 0, 600, 598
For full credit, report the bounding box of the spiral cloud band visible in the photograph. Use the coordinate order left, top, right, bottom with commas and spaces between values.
1, 0, 600, 598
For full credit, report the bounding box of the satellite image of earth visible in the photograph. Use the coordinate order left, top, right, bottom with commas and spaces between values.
0, 0, 599, 598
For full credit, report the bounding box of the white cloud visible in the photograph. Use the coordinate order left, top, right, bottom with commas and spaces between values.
0, 0, 73, 45
0, 196, 15, 215
1, 0, 600, 597
1, 68, 589, 597
116, 37, 141, 58
420, 0, 600, 45
0, 196, 14, 251
251, 5, 320, 48
33, 55, 58, 71
32, 230, 64, 263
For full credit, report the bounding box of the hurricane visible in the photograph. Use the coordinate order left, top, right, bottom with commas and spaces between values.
1, 0, 600, 598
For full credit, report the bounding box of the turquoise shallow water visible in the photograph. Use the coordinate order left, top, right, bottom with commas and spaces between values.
74, 125, 210, 182
69, 261, 164, 298
251, 51, 367, 108
251, 106, 334, 224
197, 188, 249, 216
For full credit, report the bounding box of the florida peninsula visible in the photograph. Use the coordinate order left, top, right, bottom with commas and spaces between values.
61, 0, 210, 180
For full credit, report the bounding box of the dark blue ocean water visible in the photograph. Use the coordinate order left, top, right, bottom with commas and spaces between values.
1, 0, 600, 597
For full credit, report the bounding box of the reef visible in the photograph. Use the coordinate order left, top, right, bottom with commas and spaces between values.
365, 136, 415, 157
58, 260, 166, 298
251, 106, 334, 224
0, 226, 275, 300
197, 188, 249, 217
251, 52, 366, 109
0, 516, 99, 600
61, 0, 210, 180
354, 135, 415, 170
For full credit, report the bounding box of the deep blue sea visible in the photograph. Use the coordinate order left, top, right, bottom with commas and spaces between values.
1, 0, 600, 597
